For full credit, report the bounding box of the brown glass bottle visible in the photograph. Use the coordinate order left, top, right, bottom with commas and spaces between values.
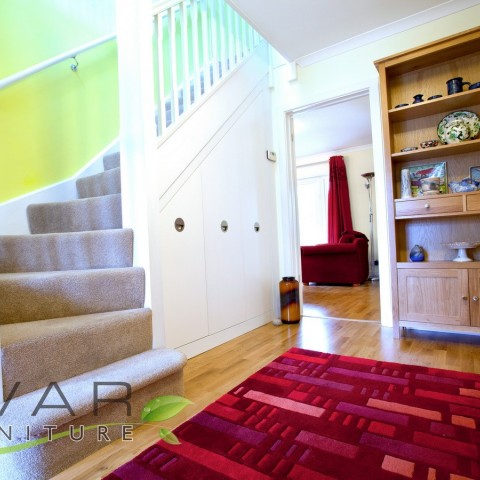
279, 277, 300, 324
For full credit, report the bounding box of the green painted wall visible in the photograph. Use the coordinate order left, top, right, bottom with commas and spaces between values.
153, 3, 248, 99
0, 0, 118, 203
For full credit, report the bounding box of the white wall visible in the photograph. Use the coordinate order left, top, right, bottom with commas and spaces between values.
271, 6, 480, 327
344, 147, 378, 267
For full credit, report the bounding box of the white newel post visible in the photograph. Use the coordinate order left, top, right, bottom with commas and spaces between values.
116, 0, 166, 345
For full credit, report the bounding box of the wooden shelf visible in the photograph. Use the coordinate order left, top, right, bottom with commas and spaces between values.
388, 88, 480, 121
376, 28, 480, 76
395, 191, 466, 203
398, 261, 480, 269
395, 210, 480, 220
391, 138, 480, 163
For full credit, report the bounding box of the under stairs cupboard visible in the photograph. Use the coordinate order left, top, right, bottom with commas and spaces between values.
158, 112, 276, 355
375, 27, 480, 337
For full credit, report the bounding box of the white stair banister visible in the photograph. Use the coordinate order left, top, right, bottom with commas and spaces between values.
156, 14, 168, 134
152, 0, 262, 134
191, 0, 201, 101
168, 6, 180, 123
180, 1, 191, 112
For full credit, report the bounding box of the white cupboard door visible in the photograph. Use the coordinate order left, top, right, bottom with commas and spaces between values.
240, 118, 276, 320
159, 172, 209, 347
202, 133, 246, 334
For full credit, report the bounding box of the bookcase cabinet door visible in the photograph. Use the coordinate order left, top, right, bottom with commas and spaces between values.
398, 268, 469, 326
469, 269, 480, 327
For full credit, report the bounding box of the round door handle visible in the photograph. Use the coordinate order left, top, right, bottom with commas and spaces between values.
424, 203, 430, 209
174, 218, 185, 232
473, 296, 479, 302
462, 295, 468, 300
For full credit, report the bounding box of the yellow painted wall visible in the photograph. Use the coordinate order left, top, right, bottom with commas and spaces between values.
0, 0, 118, 203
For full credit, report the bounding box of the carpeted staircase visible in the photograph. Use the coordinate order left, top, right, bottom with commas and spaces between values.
0, 152, 187, 480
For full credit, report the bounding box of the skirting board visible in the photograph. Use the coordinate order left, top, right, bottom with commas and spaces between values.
399, 320, 480, 336
176, 311, 274, 359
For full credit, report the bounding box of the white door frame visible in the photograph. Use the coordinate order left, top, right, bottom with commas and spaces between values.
279, 83, 393, 327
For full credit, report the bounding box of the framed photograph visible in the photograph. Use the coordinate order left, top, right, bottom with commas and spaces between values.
408, 162, 447, 197
470, 166, 480, 183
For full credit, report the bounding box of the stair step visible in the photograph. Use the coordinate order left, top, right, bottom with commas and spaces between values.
1, 348, 187, 480
0, 267, 145, 324
76, 167, 121, 199
1, 308, 152, 399
27, 193, 122, 234
0, 228, 133, 273
103, 151, 120, 170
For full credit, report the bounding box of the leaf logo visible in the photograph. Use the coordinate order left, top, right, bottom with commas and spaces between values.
0, 395, 192, 454
141, 395, 193, 445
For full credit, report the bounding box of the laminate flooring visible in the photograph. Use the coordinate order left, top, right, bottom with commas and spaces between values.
303, 281, 381, 321
52, 302, 480, 480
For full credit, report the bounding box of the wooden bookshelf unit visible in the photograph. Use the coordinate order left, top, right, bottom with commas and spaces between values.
375, 27, 480, 337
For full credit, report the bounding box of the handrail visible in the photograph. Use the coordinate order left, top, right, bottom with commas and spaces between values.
153, 0, 183, 15
0, 33, 116, 91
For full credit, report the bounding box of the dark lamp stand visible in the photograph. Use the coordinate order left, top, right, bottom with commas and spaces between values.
361, 172, 379, 281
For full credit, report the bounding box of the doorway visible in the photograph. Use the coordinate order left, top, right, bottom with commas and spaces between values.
302, 283, 381, 321
292, 92, 381, 322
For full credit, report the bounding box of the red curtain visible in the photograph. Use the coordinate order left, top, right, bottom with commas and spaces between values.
327, 155, 353, 243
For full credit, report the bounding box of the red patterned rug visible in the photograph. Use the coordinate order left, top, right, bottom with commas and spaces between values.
104, 348, 480, 479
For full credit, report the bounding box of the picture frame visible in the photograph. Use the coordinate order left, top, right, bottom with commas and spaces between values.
469, 165, 480, 183
408, 162, 447, 197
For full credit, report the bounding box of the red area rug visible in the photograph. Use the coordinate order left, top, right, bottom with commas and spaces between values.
104, 348, 480, 479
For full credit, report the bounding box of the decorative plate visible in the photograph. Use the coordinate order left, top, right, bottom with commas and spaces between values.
437, 111, 480, 144
445, 242, 480, 249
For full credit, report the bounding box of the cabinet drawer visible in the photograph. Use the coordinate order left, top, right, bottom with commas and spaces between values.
395, 196, 463, 217
466, 193, 480, 212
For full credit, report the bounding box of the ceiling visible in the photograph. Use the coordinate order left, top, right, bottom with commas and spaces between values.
226, 0, 480, 67
293, 95, 372, 158
226, 0, 480, 158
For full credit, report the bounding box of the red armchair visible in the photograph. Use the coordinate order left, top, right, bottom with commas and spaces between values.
300, 230, 369, 286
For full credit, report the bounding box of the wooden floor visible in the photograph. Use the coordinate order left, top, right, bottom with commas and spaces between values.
53, 312, 480, 480
303, 281, 381, 321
